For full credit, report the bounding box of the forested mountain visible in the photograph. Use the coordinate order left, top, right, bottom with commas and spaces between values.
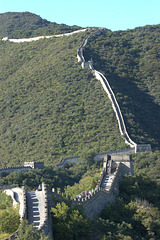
0, 12, 81, 38
0, 27, 126, 168
0, 12, 160, 240
0, 13, 160, 171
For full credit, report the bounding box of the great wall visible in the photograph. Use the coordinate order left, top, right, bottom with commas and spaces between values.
1, 28, 152, 239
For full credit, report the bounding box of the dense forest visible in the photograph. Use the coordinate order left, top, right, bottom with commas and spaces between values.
84, 25, 160, 149
0, 26, 126, 168
0, 12, 160, 240
84, 25, 160, 182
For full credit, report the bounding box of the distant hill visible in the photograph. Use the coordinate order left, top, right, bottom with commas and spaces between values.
0, 12, 81, 38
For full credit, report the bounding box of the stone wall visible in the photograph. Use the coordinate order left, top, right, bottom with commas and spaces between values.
135, 144, 152, 153
38, 182, 53, 240
0, 166, 32, 177
2, 28, 87, 43
3, 186, 27, 240
77, 28, 106, 64
77, 29, 137, 149
24, 161, 44, 169
0, 185, 16, 190
52, 160, 130, 219
0, 161, 45, 177
77, 29, 152, 153
21, 186, 27, 221
94, 69, 137, 149
56, 156, 81, 168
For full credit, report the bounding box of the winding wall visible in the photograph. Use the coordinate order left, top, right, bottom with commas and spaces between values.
1, 27, 152, 238
2, 28, 87, 43
52, 159, 130, 219
3, 186, 27, 240
77, 29, 151, 153
77, 28, 136, 149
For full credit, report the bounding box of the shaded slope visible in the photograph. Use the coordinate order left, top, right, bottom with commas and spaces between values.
84, 26, 160, 149
0, 32, 127, 167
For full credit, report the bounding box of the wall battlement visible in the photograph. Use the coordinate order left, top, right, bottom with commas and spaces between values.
52, 154, 131, 219
0, 161, 44, 177
0, 166, 32, 177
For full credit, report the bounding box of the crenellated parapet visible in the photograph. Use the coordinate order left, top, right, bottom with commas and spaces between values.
0, 166, 32, 177
0, 161, 45, 177
135, 144, 152, 153
21, 186, 27, 221
52, 156, 131, 219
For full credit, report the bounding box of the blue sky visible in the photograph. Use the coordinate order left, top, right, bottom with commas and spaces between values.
0, 0, 159, 31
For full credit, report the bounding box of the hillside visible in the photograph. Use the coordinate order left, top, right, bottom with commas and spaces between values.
84, 25, 160, 150
0, 29, 127, 168
83, 25, 160, 182
0, 14, 160, 239
0, 12, 81, 38
0, 13, 160, 177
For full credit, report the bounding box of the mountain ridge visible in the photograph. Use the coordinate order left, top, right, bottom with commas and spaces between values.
0, 12, 82, 38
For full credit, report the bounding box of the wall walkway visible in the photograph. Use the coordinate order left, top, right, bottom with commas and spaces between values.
26, 182, 53, 239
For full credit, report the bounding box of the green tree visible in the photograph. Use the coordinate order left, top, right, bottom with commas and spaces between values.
0, 209, 20, 234
51, 202, 90, 240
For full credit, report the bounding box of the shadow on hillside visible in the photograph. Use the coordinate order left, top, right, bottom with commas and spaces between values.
84, 49, 160, 150
107, 72, 160, 150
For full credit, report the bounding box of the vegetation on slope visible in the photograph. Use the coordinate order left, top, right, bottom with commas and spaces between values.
84, 25, 160, 150
1, 13, 160, 238
133, 151, 160, 184
0, 12, 81, 38
0, 191, 20, 239
0, 158, 102, 192
0, 31, 126, 168
92, 175, 160, 240
1, 160, 160, 239
84, 25, 160, 182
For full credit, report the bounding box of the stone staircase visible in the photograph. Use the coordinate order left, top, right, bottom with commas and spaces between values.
26, 191, 45, 229
101, 175, 113, 191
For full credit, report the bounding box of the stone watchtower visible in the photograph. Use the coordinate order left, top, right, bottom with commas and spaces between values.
24, 161, 44, 169
103, 154, 134, 176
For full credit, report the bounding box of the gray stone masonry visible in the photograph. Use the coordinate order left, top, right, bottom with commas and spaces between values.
52, 154, 132, 219
0, 161, 44, 177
